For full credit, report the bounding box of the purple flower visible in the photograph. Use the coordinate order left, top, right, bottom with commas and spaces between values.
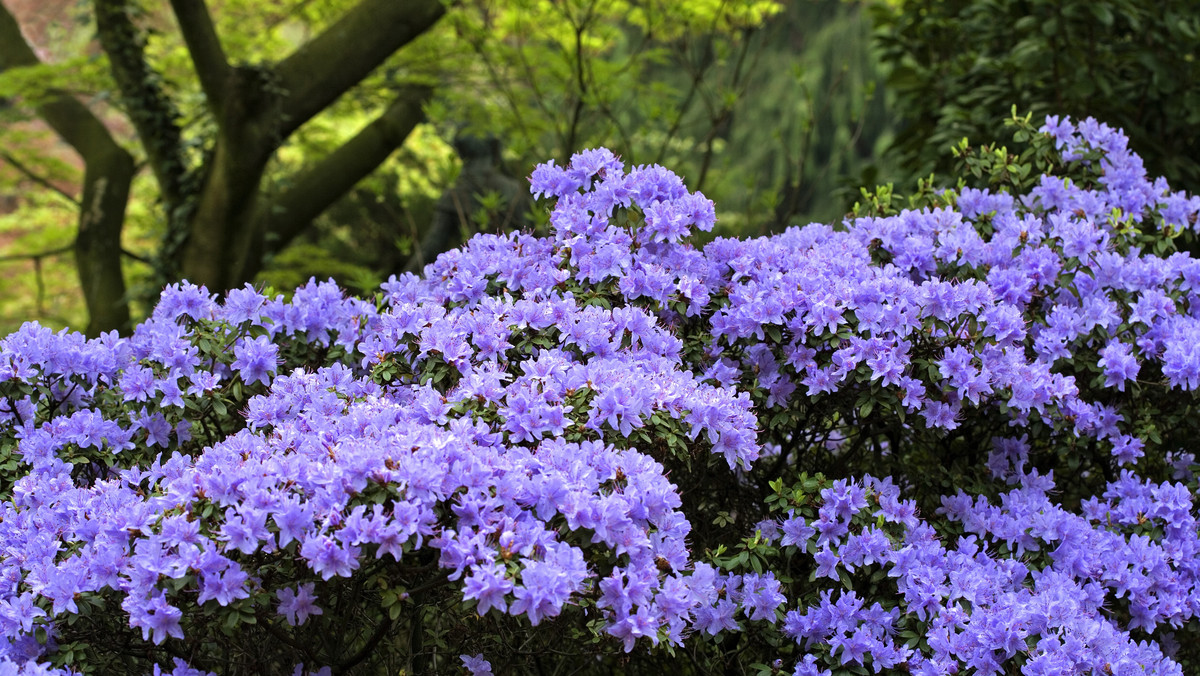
606, 606, 660, 652
793, 654, 832, 676
125, 591, 184, 645
459, 654, 494, 676
1040, 115, 1075, 148
739, 572, 786, 622
232, 334, 279, 385
1098, 341, 1140, 391
509, 551, 580, 626
277, 583, 323, 627
154, 658, 218, 676
120, 365, 156, 402
221, 285, 267, 324
813, 547, 840, 581
693, 599, 739, 636
921, 401, 960, 430
530, 159, 582, 200
463, 562, 513, 615
777, 518, 816, 549
196, 553, 250, 607
300, 534, 361, 580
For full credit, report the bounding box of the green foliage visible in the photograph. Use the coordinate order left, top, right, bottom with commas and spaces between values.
0, 192, 80, 334
713, 1, 899, 231
433, 0, 897, 236
0, 0, 897, 336
870, 0, 1200, 192
0, 55, 111, 104
436, 0, 781, 158
256, 243, 382, 297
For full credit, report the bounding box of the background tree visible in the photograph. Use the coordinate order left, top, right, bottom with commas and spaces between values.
0, 3, 134, 336
0, 0, 895, 335
715, 0, 896, 231
0, 0, 444, 335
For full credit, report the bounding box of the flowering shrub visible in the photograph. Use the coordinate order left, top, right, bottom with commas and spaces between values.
0, 113, 1198, 674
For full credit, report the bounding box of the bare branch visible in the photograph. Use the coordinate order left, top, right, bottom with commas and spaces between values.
120, 247, 153, 265
0, 150, 80, 206
0, 242, 74, 263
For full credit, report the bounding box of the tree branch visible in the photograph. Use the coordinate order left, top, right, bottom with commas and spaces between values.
0, 5, 41, 68
274, 0, 445, 139
120, 246, 153, 265
167, 0, 231, 116
0, 242, 74, 263
261, 86, 431, 257
94, 0, 192, 208
0, 150, 80, 206
333, 616, 393, 674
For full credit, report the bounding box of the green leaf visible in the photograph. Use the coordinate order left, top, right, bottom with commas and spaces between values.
838, 568, 853, 589
858, 398, 875, 418
1089, 4, 1114, 26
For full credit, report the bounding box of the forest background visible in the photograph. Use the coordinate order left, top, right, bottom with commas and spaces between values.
0, 0, 1196, 336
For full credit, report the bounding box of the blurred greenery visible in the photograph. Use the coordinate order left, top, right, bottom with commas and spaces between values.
14, 0, 1200, 335
869, 0, 1200, 194
1, 0, 901, 334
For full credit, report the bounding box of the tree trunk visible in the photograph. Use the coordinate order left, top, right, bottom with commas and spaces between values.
177, 138, 268, 290
76, 148, 135, 336
0, 2, 134, 336
178, 66, 278, 290
174, 0, 446, 294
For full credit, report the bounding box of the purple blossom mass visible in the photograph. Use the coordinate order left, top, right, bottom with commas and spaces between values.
0, 115, 1198, 675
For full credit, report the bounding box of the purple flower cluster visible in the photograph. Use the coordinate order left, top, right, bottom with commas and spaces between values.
0, 124, 1197, 674
407, 132, 1200, 473
759, 472, 1186, 675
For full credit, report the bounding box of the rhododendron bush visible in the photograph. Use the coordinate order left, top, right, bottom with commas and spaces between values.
1, 113, 1199, 675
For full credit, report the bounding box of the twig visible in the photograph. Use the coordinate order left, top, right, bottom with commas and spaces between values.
333, 616, 394, 674
33, 256, 44, 318
0, 242, 74, 263
0, 150, 80, 206
121, 247, 154, 265
254, 610, 317, 664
